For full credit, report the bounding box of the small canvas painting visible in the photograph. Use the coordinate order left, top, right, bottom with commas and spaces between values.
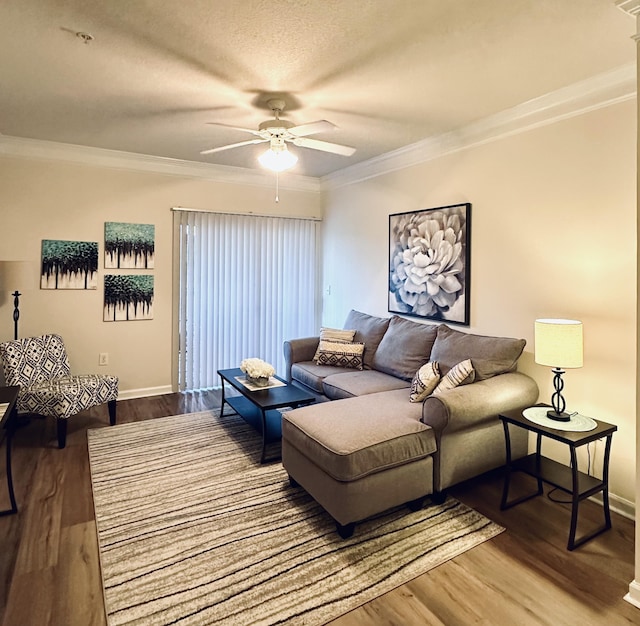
105, 222, 155, 269
104, 274, 154, 321
41, 239, 98, 290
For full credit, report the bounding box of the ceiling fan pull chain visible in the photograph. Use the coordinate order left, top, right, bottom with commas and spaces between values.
275, 171, 280, 203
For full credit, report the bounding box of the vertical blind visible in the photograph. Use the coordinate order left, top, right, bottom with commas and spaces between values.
175, 210, 320, 391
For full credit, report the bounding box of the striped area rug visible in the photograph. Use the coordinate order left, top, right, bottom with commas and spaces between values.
88, 410, 503, 626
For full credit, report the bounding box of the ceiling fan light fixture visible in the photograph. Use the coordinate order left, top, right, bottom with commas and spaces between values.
258, 144, 298, 172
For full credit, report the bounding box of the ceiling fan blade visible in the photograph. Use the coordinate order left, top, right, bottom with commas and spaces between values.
288, 120, 337, 137
205, 122, 263, 137
200, 139, 267, 155
292, 137, 356, 156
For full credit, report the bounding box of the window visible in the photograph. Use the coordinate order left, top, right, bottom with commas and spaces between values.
174, 210, 320, 391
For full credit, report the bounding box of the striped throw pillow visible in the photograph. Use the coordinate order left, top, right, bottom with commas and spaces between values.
409, 361, 441, 403
316, 340, 365, 370
432, 359, 475, 395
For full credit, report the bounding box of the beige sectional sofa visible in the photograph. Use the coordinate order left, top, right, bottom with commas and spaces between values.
282, 310, 539, 537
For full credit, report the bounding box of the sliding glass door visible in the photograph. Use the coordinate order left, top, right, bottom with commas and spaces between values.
173, 209, 321, 392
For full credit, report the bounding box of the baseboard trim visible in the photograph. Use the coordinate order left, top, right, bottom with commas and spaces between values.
590, 492, 635, 520
625, 580, 640, 609
118, 385, 174, 401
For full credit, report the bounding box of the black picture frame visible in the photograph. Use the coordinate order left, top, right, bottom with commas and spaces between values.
388, 202, 471, 326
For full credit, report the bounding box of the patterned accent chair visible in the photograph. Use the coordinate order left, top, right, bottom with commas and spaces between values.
0, 334, 119, 448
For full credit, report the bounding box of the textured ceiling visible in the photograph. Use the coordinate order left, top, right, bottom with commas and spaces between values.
0, 0, 635, 177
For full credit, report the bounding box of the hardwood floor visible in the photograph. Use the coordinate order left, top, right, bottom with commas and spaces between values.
0, 393, 636, 625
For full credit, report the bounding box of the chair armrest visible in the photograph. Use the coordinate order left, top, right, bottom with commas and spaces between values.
283, 337, 320, 381
421, 372, 539, 437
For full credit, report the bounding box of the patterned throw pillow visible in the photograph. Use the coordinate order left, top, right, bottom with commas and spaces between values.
409, 361, 441, 403
316, 340, 365, 370
433, 359, 475, 395
313, 327, 357, 362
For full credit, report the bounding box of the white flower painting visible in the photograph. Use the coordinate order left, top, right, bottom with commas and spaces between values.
388, 203, 471, 325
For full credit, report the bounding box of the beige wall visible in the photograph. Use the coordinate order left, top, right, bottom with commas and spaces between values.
0, 156, 321, 396
322, 99, 637, 505
0, 98, 635, 506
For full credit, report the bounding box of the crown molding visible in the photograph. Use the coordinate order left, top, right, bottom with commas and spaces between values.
616, 0, 640, 17
322, 62, 637, 190
0, 62, 635, 195
0, 135, 321, 193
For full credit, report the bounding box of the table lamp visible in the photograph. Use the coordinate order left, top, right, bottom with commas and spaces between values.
534, 318, 583, 421
0, 261, 35, 340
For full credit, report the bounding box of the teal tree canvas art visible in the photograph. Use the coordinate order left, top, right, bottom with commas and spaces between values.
104, 274, 154, 321
41, 239, 98, 290
105, 222, 155, 269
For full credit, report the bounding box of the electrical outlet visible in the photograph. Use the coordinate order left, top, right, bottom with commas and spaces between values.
99, 353, 109, 366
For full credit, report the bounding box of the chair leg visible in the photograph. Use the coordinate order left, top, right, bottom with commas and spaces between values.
108, 399, 117, 426
57, 419, 67, 449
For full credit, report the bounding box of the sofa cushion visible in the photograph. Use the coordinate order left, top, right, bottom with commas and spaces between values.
409, 361, 441, 403
433, 359, 475, 395
313, 327, 357, 361
430, 325, 526, 381
322, 370, 411, 400
282, 389, 437, 482
372, 316, 438, 381
291, 362, 355, 394
316, 340, 365, 370
343, 310, 391, 369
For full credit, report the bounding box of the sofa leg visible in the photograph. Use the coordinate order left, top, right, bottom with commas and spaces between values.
108, 399, 117, 426
407, 497, 425, 512
57, 419, 67, 449
431, 491, 447, 505
336, 521, 355, 539
288, 474, 299, 488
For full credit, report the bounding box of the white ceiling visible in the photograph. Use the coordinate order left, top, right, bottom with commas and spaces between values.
0, 0, 636, 178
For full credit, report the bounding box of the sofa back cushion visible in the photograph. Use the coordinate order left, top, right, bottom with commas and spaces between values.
343, 310, 391, 369
372, 316, 438, 381
430, 324, 526, 381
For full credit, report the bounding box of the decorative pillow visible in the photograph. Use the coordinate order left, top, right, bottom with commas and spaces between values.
409, 362, 441, 403
316, 340, 365, 370
433, 359, 475, 395
430, 325, 526, 381
372, 316, 438, 381
313, 327, 357, 362
343, 310, 391, 369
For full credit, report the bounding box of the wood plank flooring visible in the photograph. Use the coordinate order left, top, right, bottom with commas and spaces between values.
0, 393, 636, 625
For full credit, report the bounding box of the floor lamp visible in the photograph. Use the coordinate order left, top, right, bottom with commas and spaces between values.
0, 261, 35, 340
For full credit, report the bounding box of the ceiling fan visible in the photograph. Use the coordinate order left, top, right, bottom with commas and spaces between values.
200, 99, 356, 171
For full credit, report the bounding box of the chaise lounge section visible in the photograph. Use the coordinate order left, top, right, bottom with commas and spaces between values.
281, 310, 539, 537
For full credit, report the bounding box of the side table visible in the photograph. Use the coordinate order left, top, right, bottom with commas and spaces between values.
0, 386, 20, 516
499, 405, 616, 550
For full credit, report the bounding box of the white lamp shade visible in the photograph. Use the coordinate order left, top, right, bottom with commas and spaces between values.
534, 318, 583, 369
0, 261, 36, 292
258, 146, 298, 172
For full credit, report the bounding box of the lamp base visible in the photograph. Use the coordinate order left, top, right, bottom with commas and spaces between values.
546, 409, 571, 422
